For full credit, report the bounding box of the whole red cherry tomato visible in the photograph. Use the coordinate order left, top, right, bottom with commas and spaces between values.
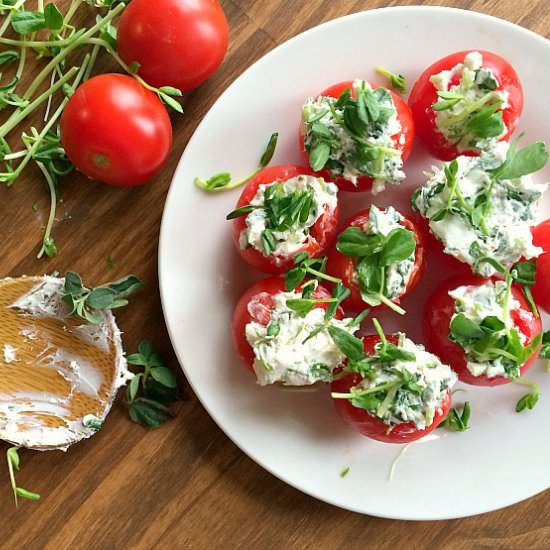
424, 275, 542, 386
117, 0, 229, 92
532, 219, 550, 314
232, 277, 343, 372
331, 335, 452, 443
299, 80, 414, 192
60, 74, 172, 186
325, 207, 425, 312
409, 50, 523, 161
231, 165, 339, 274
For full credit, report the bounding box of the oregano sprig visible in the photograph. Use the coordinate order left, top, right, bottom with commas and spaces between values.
125, 340, 179, 428
61, 271, 143, 324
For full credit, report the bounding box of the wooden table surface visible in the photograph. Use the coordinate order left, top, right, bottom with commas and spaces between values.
2, 0, 550, 548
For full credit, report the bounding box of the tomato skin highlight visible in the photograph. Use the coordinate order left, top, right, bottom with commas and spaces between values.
325, 208, 425, 312
299, 80, 415, 192
408, 50, 523, 161
60, 74, 172, 186
331, 335, 452, 443
232, 277, 343, 373
532, 219, 550, 314
117, 0, 229, 92
424, 275, 542, 387
231, 165, 340, 274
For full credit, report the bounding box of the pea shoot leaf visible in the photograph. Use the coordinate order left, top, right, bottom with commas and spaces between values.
439, 402, 471, 432
498, 141, 549, 180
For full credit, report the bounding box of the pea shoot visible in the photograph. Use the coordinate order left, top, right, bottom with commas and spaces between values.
6, 447, 40, 506
195, 132, 278, 192
0, 1, 183, 258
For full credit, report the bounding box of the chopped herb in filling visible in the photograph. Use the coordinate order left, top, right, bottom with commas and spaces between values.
449, 279, 541, 379
302, 79, 405, 193
430, 51, 509, 152
331, 321, 456, 429
412, 140, 548, 276
228, 175, 338, 261
245, 289, 356, 386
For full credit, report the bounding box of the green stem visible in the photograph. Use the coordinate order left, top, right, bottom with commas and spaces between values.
378, 293, 406, 315
331, 380, 399, 399
438, 91, 500, 129
306, 267, 342, 284
372, 318, 387, 345
36, 159, 56, 259
0, 66, 78, 138
23, 3, 124, 100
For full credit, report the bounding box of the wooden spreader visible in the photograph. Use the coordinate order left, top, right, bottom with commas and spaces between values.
0, 276, 130, 451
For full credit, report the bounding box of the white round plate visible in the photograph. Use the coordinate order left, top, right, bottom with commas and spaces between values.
159, 6, 550, 520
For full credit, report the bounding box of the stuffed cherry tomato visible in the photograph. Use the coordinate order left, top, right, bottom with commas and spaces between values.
424, 275, 542, 386
411, 145, 546, 278
232, 276, 353, 386
532, 219, 550, 314
228, 165, 339, 274
409, 50, 523, 161
331, 333, 455, 443
325, 205, 425, 313
299, 79, 414, 193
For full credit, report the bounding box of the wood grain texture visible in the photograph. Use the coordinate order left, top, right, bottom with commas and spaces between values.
2, 0, 550, 548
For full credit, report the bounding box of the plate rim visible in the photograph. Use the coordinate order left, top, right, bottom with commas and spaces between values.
158, 5, 550, 520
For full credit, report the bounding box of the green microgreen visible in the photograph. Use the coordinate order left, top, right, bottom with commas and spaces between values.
6, 447, 40, 507
195, 132, 278, 192
515, 378, 540, 413
539, 331, 550, 372
340, 466, 351, 478
330, 319, 428, 422
126, 340, 180, 428
336, 220, 415, 315
304, 83, 400, 177
0, 1, 184, 258
375, 66, 406, 94
449, 273, 542, 380
439, 402, 471, 432
61, 271, 143, 324
226, 179, 318, 256
285, 252, 341, 292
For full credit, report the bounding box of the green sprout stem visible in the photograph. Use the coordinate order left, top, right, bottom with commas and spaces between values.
194, 167, 263, 193
377, 293, 406, 315
0, 65, 78, 138
438, 91, 501, 129
22, 2, 124, 100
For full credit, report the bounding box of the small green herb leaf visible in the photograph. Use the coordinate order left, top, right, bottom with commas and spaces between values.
11, 11, 47, 33
44, 3, 64, 30
375, 66, 406, 94
499, 141, 549, 180
328, 326, 364, 362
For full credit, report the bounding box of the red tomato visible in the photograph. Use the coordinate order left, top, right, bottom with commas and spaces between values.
424, 275, 542, 386
532, 219, 550, 314
409, 50, 523, 161
299, 80, 414, 192
117, 0, 229, 92
331, 335, 452, 443
232, 277, 343, 372
325, 208, 425, 312
60, 74, 172, 186
231, 165, 339, 274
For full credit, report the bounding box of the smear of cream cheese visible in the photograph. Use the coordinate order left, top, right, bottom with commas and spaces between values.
0, 276, 132, 451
